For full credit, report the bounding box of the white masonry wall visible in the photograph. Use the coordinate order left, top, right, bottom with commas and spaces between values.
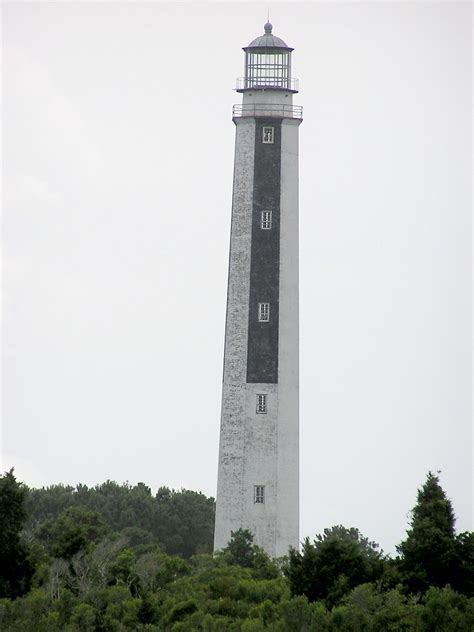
214, 117, 256, 552
214, 91, 300, 558
276, 118, 300, 556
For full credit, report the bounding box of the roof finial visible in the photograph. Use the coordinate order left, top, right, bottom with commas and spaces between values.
264, 14, 272, 34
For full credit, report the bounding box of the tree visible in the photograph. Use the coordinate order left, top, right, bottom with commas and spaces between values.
454, 530, 474, 596
24, 484, 76, 538
421, 586, 474, 632
397, 472, 460, 595
39, 506, 108, 559
134, 549, 190, 593
224, 529, 256, 568
24, 481, 216, 559
220, 529, 279, 579
67, 602, 96, 632
153, 487, 215, 558
285, 526, 386, 608
0, 469, 33, 598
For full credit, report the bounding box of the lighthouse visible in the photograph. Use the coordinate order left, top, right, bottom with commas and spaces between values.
214, 22, 302, 558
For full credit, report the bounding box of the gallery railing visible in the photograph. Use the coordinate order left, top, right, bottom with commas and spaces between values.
232, 104, 303, 120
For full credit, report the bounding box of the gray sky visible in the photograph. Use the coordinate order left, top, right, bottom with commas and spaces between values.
2, 2, 472, 554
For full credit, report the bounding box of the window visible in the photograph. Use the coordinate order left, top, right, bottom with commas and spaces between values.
245, 51, 291, 89
261, 211, 272, 230
262, 127, 274, 144
254, 485, 265, 504
256, 394, 267, 414
258, 302, 270, 322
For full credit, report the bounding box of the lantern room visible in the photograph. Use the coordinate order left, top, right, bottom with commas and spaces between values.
236, 22, 298, 93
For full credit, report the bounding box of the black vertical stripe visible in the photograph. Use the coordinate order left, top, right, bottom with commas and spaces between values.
246, 119, 282, 384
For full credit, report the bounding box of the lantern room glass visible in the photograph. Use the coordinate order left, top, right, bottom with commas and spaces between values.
245, 50, 291, 89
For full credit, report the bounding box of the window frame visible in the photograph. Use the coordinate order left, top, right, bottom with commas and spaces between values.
254, 485, 265, 504
262, 126, 274, 144
258, 302, 270, 322
261, 210, 272, 230
256, 394, 267, 414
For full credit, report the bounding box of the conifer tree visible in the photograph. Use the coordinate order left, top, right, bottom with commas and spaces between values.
397, 471, 458, 595
0, 469, 33, 598
223, 529, 256, 567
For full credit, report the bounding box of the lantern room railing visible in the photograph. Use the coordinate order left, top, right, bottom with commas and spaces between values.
236, 77, 299, 92
233, 104, 303, 120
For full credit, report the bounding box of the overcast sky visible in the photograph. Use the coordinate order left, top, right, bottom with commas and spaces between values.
2, 2, 472, 554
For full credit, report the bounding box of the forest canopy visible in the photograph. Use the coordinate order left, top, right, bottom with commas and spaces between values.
0, 470, 472, 631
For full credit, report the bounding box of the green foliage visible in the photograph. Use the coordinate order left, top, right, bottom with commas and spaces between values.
5, 588, 57, 631
330, 583, 425, 631
25, 481, 215, 559
286, 525, 386, 607
108, 548, 137, 588
275, 595, 314, 632
454, 530, 474, 595
1, 472, 472, 630
67, 602, 96, 631
397, 471, 467, 596
40, 506, 108, 558
421, 586, 474, 632
2, 549, 474, 631
154, 487, 215, 558
0, 469, 33, 598
163, 598, 198, 626
224, 529, 256, 567
0, 599, 12, 630
221, 529, 280, 580
135, 549, 191, 592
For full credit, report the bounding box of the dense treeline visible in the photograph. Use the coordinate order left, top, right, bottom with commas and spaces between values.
0, 470, 472, 630
24, 481, 215, 559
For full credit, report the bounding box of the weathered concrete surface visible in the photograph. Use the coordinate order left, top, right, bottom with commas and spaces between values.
214, 90, 301, 558
214, 118, 256, 553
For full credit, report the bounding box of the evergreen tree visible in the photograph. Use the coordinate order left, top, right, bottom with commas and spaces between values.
454, 530, 474, 596
0, 469, 33, 598
224, 529, 256, 567
221, 529, 280, 580
397, 471, 459, 595
48, 506, 108, 558
286, 526, 385, 608
153, 487, 215, 557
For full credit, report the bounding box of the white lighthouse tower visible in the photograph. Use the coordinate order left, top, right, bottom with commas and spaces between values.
214, 22, 302, 558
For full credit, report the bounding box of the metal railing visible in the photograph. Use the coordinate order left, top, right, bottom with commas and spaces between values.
236, 77, 299, 92
233, 104, 303, 120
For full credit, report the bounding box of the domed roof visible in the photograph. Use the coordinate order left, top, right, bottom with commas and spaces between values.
245, 22, 292, 50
